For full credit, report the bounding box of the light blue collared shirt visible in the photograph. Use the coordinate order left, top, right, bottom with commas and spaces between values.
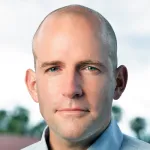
88, 120, 123, 150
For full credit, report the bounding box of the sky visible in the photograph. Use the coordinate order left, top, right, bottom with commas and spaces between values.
0, 0, 149, 136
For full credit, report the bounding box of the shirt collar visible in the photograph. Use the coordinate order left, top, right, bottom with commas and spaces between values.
88, 120, 123, 150
41, 120, 123, 150
40, 127, 49, 150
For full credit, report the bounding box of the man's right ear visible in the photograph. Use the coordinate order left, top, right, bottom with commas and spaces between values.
25, 69, 38, 103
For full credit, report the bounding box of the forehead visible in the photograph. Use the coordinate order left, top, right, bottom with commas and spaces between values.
34, 13, 109, 66
35, 13, 101, 42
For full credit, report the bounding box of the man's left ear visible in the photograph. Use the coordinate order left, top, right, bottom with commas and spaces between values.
113, 65, 128, 100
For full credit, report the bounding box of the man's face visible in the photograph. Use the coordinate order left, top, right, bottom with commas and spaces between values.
33, 15, 116, 141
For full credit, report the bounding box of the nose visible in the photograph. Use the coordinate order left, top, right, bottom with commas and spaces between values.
62, 71, 83, 99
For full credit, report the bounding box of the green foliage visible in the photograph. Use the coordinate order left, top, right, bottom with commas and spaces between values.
130, 117, 146, 139
112, 105, 150, 143
0, 106, 29, 135
0, 106, 46, 138
7, 106, 29, 135
129, 117, 150, 143
0, 110, 8, 133
29, 121, 47, 138
112, 105, 122, 122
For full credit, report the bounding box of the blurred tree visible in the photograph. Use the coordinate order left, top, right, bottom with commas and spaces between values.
112, 105, 122, 122
29, 121, 47, 138
0, 110, 8, 133
7, 106, 30, 135
130, 117, 146, 140
0, 110, 7, 120
144, 135, 150, 143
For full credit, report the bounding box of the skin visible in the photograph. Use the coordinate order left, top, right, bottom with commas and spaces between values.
25, 5, 128, 150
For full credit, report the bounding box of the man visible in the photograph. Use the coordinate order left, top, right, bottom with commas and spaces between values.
23, 4, 150, 150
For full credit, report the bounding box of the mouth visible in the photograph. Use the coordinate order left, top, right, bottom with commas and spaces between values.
56, 108, 89, 117
58, 108, 89, 111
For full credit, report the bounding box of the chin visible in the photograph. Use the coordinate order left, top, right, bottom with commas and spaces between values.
54, 123, 89, 141
59, 131, 87, 142
48, 114, 95, 141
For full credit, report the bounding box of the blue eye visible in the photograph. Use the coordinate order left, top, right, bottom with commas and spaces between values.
48, 67, 59, 72
87, 66, 98, 71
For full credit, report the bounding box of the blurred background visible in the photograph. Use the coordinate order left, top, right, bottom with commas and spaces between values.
0, 0, 150, 149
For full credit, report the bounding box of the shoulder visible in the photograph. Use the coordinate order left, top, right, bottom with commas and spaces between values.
121, 134, 150, 150
21, 141, 42, 150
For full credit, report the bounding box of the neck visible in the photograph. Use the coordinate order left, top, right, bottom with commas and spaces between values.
48, 121, 111, 150
49, 131, 96, 150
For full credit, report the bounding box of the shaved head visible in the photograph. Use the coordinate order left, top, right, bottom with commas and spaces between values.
26, 5, 128, 148
32, 4, 117, 70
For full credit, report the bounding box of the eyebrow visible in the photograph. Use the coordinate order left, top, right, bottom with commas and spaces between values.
40, 60, 107, 70
40, 60, 65, 68
76, 60, 107, 71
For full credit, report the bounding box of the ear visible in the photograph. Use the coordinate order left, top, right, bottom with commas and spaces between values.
113, 65, 128, 100
25, 69, 39, 103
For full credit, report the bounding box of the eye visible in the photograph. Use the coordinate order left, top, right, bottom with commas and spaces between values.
86, 66, 97, 71
81, 66, 101, 74
84, 66, 99, 71
46, 66, 60, 72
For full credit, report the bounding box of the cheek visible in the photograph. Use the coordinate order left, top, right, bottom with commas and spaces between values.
85, 76, 113, 114
36, 76, 61, 113
37, 76, 60, 98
